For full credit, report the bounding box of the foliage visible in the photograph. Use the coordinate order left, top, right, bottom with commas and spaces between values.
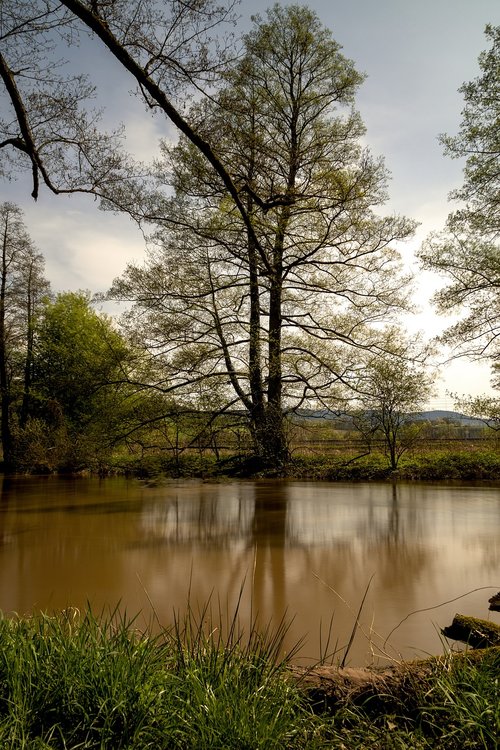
322, 649, 500, 748
418, 25, 500, 364
0, 608, 319, 749
350, 337, 435, 469
420, 649, 500, 749
292, 450, 500, 482
439, 24, 500, 240
0, 205, 145, 473
0, 202, 50, 470
34, 292, 127, 423
14, 291, 134, 471
106, 445, 500, 482
452, 393, 500, 432
116, 450, 219, 480
399, 449, 500, 481
2, 3, 418, 471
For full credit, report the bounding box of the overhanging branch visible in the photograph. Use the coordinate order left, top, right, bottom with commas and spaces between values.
0, 52, 40, 199
58, 0, 272, 275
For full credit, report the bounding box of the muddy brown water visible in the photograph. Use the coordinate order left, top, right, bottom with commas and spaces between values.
0, 476, 499, 666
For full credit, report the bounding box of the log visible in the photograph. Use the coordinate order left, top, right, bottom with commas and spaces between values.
441, 613, 500, 648
289, 646, 500, 713
488, 591, 500, 612
289, 662, 418, 712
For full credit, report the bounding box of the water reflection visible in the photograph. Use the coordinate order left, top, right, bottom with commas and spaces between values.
0, 476, 499, 665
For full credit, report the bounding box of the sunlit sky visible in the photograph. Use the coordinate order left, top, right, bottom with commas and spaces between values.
2, 0, 500, 409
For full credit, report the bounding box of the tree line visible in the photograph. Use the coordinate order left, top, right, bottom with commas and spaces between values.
0, 203, 134, 471
0, 198, 435, 473
0, 3, 498, 473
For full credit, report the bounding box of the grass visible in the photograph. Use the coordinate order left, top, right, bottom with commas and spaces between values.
288, 448, 500, 482
0, 608, 499, 749
0, 607, 321, 749
324, 648, 500, 749
107, 445, 500, 482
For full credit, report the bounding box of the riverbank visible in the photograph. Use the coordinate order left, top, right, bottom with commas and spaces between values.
114, 447, 500, 482
0, 610, 498, 748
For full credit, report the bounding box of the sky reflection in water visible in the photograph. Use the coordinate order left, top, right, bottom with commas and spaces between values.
0, 477, 499, 666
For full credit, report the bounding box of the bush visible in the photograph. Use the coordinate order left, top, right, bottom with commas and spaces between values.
398, 450, 500, 481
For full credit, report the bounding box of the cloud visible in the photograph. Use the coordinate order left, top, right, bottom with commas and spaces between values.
22, 197, 145, 293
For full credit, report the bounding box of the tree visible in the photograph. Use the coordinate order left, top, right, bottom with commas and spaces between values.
29, 291, 131, 470
440, 24, 499, 241
452, 393, 500, 434
108, 5, 415, 469
1, 2, 416, 470
418, 25, 500, 362
0, 202, 50, 470
0, 0, 243, 210
351, 336, 435, 469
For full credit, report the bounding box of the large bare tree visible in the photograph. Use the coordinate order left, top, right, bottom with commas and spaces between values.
108, 5, 416, 468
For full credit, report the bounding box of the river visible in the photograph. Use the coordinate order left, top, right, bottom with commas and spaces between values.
0, 476, 499, 666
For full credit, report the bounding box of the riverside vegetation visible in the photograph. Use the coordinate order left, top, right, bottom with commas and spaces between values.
0, 608, 498, 749
114, 443, 500, 483
2, 16, 499, 479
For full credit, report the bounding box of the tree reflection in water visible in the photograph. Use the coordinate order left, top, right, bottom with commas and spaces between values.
0, 477, 499, 664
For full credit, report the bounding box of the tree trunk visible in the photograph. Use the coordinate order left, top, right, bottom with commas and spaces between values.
20, 260, 35, 428
0, 222, 13, 471
251, 404, 289, 471
257, 130, 297, 471
261, 269, 289, 470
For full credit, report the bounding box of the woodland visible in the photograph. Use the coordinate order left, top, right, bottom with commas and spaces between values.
0, 3, 498, 476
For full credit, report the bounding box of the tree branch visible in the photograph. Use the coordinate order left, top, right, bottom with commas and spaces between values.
58, 0, 272, 275
0, 53, 40, 199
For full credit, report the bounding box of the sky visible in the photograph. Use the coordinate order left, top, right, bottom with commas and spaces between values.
2, 0, 500, 409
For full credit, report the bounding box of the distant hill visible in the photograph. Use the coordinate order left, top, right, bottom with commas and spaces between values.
293, 409, 487, 428
414, 410, 486, 427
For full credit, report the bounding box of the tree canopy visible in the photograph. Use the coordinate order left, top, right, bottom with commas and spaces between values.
440, 24, 500, 241
350, 332, 435, 469
419, 24, 500, 364
19, 291, 136, 471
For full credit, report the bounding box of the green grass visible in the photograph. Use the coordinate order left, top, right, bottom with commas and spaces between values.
109, 447, 500, 482
323, 649, 500, 749
0, 609, 498, 749
0, 607, 322, 749
287, 449, 500, 482
419, 650, 500, 749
